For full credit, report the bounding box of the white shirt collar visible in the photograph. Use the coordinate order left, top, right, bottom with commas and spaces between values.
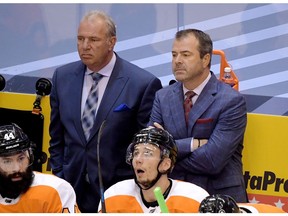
85, 52, 116, 78
183, 72, 211, 97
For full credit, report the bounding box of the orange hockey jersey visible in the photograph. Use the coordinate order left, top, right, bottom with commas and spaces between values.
0, 171, 80, 213
98, 179, 209, 213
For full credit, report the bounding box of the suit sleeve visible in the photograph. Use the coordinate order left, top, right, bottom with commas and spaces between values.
148, 90, 164, 127
49, 68, 65, 178
149, 91, 193, 158
176, 92, 247, 175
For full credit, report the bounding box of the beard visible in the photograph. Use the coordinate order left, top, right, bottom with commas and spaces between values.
137, 178, 153, 190
135, 171, 162, 190
0, 166, 33, 199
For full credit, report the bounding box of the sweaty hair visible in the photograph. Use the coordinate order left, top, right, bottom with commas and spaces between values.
175, 29, 213, 68
81, 10, 116, 37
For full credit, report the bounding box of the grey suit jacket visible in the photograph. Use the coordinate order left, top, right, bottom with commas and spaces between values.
49, 54, 162, 211
148, 72, 248, 202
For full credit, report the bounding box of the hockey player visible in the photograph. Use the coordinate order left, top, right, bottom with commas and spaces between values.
98, 127, 209, 213
0, 123, 80, 213
199, 194, 285, 213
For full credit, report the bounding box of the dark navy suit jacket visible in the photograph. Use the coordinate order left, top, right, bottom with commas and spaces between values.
49, 54, 162, 212
148, 72, 248, 202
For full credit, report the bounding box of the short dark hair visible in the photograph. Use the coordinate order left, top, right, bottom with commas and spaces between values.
175, 29, 213, 68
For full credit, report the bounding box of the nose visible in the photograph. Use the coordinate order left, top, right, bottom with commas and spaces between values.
174, 55, 183, 64
173, 54, 182, 65
10, 161, 21, 172
82, 38, 91, 50
134, 154, 144, 164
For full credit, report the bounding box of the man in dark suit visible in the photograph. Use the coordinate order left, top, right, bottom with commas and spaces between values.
49, 10, 162, 213
148, 29, 247, 202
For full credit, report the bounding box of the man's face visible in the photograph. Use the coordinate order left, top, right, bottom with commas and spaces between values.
132, 144, 161, 189
0, 151, 30, 180
172, 34, 210, 88
77, 16, 116, 72
0, 150, 33, 199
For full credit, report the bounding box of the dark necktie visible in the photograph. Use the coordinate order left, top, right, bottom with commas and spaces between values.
82, 73, 103, 140
183, 91, 196, 125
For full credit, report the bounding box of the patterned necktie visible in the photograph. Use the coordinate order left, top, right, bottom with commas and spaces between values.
183, 91, 196, 125
82, 73, 103, 140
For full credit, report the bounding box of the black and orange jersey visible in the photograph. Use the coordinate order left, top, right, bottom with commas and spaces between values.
98, 179, 209, 213
0, 171, 80, 213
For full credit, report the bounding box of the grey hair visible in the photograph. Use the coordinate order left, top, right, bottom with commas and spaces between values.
82, 10, 116, 37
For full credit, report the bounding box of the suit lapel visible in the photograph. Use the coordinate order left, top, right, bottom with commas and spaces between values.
187, 73, 218, 132
70, 63, 87, 144
88, 57, 128, 142
170, 83, 187, 138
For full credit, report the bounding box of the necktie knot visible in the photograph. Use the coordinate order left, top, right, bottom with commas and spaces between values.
185, 91, 196, 100
91, 73, 103, 82
184, 91, 196, 125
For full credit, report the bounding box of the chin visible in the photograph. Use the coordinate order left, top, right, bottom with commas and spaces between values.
174, 73, 184, 79
138, 180, 150, 188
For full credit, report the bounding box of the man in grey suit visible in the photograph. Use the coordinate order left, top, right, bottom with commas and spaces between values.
148, 29, 247, 202
49, 10, 162, 213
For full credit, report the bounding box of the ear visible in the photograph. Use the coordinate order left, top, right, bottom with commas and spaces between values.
202, 53, 210, 68
108, 36, 117, 51
160, 157, 172, 173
